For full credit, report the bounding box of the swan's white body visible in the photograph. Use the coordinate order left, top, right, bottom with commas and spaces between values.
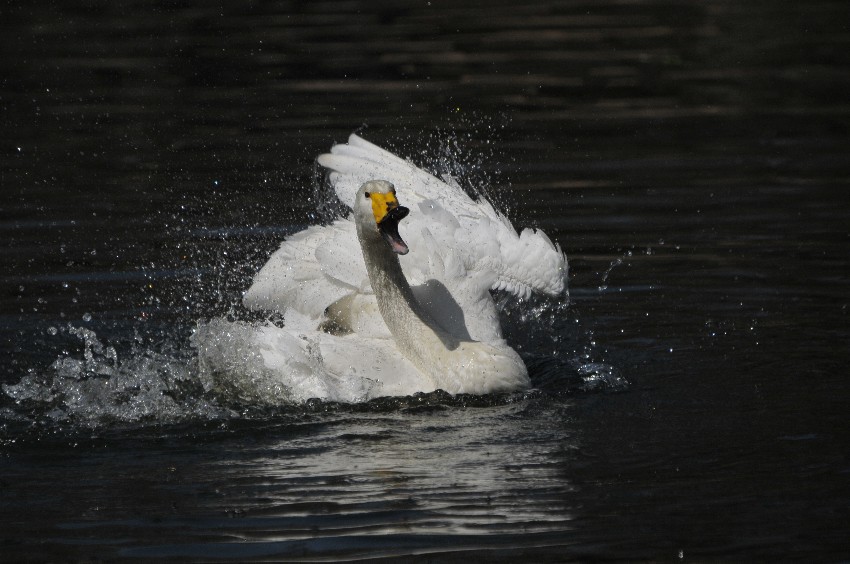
194, 134, 567, 403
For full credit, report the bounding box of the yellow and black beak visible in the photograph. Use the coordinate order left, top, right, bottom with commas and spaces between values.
369, 191, 410, 255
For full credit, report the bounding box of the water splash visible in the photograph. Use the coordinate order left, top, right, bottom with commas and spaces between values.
497, 292, 627, 395
2, 323, 230, 428
598, 250, 633, 292
575, 362, 629, 392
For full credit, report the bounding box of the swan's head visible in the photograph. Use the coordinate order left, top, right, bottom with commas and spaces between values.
357, 180, 410, 255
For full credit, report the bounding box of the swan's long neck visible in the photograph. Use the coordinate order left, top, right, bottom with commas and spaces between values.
356, 214, 529, 394
356, 221, 456, 367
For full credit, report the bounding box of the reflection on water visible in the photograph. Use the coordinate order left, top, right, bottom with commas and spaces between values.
5, 404, 580, 560
2, 0, 849, 560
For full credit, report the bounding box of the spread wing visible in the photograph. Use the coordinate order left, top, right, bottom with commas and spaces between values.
243, 134, 568, 343
318, 134, 568, 299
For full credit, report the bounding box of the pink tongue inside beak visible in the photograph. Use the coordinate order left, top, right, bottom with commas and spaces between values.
379, 205, 410, 255
386, 236, 409, 255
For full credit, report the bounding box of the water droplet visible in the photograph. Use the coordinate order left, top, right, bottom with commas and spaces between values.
82, 312, 92, 322
47, 326, 58, 336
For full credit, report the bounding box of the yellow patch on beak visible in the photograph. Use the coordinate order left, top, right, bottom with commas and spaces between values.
369, 191, 400, 223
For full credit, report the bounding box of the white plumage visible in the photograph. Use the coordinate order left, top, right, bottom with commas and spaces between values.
194, 134, 568, 403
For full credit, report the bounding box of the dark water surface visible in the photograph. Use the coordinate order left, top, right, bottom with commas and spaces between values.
2, 0, 849, 560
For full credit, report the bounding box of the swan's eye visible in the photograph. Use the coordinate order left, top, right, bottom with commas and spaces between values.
364, 192, 371, 198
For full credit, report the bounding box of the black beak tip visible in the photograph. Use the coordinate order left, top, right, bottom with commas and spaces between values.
391, 205, 410, 221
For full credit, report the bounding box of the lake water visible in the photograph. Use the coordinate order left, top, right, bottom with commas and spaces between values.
2, 0, 849, 560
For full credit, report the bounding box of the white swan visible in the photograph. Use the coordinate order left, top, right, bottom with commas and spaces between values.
194, 134, 568, 403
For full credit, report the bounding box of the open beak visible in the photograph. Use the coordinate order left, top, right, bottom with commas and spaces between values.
378, 205, 410, 255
